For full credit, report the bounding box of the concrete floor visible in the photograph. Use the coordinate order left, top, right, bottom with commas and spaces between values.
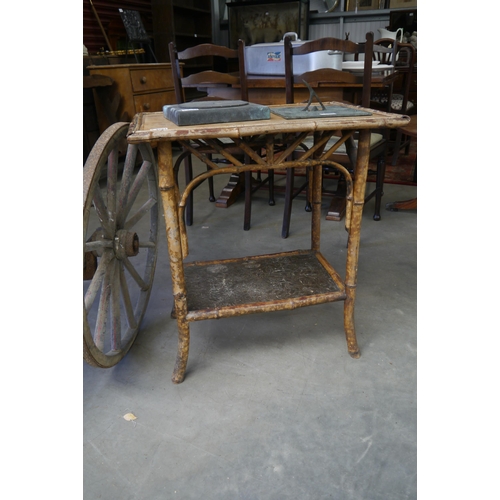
83, 164, 417, 500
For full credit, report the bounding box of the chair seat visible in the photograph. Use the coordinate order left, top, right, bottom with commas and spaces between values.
371, 93, 415, 113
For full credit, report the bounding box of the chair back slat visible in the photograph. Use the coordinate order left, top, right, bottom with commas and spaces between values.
169, 40, 248, 103
181, 71, 240, 87
284, 32, 375, 108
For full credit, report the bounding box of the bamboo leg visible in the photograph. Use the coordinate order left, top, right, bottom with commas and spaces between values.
311, 162, 322, 252
344, 286, 360, 358
172, 296, 190, 384
157, 141, 191, 384
343, 129, 371, 358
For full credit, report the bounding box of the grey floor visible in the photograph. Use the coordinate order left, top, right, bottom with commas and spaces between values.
83, 162, 417, 500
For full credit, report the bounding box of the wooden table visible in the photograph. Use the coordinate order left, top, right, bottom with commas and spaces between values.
204, 73, 398, 106
127, 102, 409, 383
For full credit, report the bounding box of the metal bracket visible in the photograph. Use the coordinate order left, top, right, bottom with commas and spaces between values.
302, 80, 326, 112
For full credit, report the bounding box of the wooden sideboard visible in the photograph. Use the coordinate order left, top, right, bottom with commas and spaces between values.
87, 63, 176, 134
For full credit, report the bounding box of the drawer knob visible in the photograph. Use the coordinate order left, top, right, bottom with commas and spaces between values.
140, 76, 147, 84
143, 103, 150, 110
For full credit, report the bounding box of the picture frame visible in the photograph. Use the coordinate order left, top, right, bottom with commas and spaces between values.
389, 0, 417, 8
346, 0, 380, 11
227, 0, 309, 49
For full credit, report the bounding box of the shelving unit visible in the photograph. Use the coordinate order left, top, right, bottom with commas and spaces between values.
310, 2, 416, 28
152, 0, 213, 64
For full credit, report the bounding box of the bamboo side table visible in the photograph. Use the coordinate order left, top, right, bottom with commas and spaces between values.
127, 102, 409, 383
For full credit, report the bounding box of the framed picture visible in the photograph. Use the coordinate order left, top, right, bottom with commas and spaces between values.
346, 0, 380, 11
389, 0, 417, 8
227, 0, 309, 48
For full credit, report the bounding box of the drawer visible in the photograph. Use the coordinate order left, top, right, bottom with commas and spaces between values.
133, 91, 176, 113
130, 69, 173, 93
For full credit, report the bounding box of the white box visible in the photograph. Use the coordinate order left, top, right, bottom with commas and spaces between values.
245, 40, 342, 76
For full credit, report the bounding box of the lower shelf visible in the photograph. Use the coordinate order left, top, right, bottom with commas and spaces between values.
183, 250, 346, 321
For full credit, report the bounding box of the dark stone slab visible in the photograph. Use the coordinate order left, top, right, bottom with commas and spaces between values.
163, 100, 271, 126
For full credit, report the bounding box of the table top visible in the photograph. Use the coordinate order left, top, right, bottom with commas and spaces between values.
400, 115, 417, 137
243, 72, 397, 89
127, 101, 410, 144
87, 63, 172, 70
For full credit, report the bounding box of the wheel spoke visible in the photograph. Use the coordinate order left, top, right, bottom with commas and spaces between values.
110, 259, 122, 351
121, 160, 152, 222
94, 255, 113, 351
117, 144, 139, 227
84, 250, 114, 312
122, 255, 149, 290
92, 187, 113, 236
119, 262, 138, 331
107, 147, 119, 232
124, 197, 158, 230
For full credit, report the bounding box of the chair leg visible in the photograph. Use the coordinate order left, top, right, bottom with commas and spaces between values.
373, 155, 386, 221
206, 154, 215, 202
305, 167, 313, 212
281, 168, 295, 239
208, 175, 215, 202
391, 129, 403, 166
184, 155, 194, 226
268, 170, 275, 206
244, 170, 252, 231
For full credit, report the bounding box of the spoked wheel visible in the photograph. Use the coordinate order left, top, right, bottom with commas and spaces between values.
83, 122, 159, 367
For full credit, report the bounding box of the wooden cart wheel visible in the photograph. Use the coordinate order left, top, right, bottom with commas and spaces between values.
83, 122, 159, 367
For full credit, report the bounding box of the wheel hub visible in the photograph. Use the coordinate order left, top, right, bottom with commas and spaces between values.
114, 230, 139, 260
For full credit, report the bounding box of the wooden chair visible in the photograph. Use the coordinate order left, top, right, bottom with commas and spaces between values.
386, 115, 417, 211
388, 42, 416, 166
370, 39, 416, 166
169, 40, 273, 228
280, 32, 393, 238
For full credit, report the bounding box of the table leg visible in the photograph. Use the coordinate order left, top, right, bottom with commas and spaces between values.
343, 129, 371, 358
158, 141, 191, 384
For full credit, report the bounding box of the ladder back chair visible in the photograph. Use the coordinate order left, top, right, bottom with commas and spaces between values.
169, 40, 273, 229
388, 42, 416, 166
280, 32, 393, 238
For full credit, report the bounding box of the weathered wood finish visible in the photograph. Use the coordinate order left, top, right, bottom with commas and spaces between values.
83, 123, 160, 368
127, 102, 409, 383
127, 103, 406, 143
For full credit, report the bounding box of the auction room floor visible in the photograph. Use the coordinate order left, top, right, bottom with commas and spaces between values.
84, 164, 417, 500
